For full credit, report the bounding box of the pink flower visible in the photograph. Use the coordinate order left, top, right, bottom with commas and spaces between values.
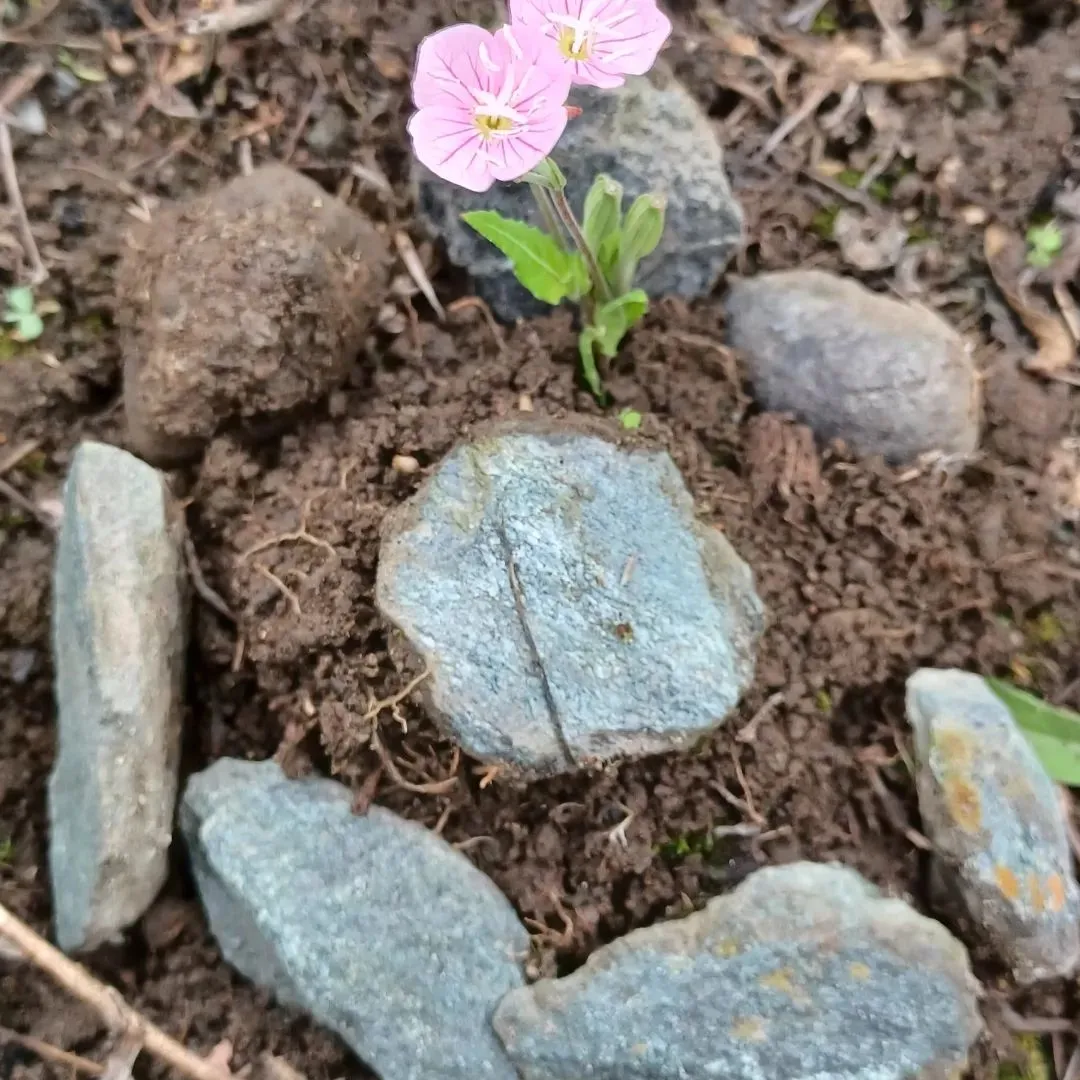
508, 0, 672, 89
408, 23, 573, 193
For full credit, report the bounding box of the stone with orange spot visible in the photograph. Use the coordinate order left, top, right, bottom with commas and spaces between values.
494, 862, 981, 1080
907, 668, 1080, 983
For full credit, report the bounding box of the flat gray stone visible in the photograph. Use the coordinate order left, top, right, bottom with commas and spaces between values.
494, 862, 982, 1080
376, 422, 764, 776
907, 668, 1080, 983
181, 759, 528, 1080
416, 64, 744, 322
49, 441, 188, 952
726, 270, 981, 464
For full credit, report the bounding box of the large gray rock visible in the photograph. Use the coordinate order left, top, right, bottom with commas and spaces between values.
907, 668, 1080, 983
376, 421, 764, 776
416, 64, 744, 322
181, 759, 528, 1080
49, 441, 188, 952
494, 862, 982, 1080
726, 270, 981, 464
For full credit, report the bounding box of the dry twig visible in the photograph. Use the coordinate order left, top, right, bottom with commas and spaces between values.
183, 536, 236, 623
0, 121, 47, 284
985, 225, 1075, 376
395, 231, 445, 321
0, 1026, 105, 1076
0, 902, 231, 1080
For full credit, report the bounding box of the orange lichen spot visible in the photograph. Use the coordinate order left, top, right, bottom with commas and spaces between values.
713, 939, 741, 959
994, 865, 1021, 902
1047, 874, 1067, 913
942, 776, 982, 832
848, 962, 872, 981
630, 1043, 649, 1057
758, 968, 811, 1005
933, 728, 974, 769
1029, 874, 1045, 914
730, 1017, 768, 1042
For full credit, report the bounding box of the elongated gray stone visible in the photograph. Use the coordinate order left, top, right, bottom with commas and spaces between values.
494, 862, 982, 1080
181, 759, 528, 1080
376, 422, 764, 776
726, 270, 981, 463
907, 668, 1080, 983
49, 441, 187, 952
416, 64, 744, 322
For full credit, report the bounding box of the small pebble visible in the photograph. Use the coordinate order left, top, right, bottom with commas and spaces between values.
517, 393, 534, 412
10, 97, 46, 136
961, 206, 989, 225
392, 454, 420, 475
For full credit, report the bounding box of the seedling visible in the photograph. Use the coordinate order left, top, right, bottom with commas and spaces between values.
1026, 221, 1063, 269
619, 408, 643, 430
3, 286, 59, 343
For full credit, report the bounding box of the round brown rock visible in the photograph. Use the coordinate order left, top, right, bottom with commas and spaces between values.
117, 164, 390, 466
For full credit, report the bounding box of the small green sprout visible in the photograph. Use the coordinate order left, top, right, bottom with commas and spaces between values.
811, 3, 839, 33
619, 408, 643, 430
1026, 221, 1063, 269
0, 836, 12, 864
3, 286, 58, 343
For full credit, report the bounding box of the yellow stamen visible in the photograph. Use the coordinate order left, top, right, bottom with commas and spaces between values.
557, 25, 592, 60
474, 114, 514, 138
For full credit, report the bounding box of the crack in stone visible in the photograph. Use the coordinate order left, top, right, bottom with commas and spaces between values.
494, 521, 574, 769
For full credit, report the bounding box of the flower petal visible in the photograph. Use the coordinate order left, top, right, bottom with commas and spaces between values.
412, 23, 496, 109
488, 103, 569, 181
408, 105, 495, 192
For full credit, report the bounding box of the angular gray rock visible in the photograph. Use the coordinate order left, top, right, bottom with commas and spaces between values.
181, 759, 528, 1080
907, 667, 1080, 983
416, 64, 744, 322
49, 441, 188, 952
376, 421, 764, 776
494, 862, 982, 1080
726, 269, 981, 464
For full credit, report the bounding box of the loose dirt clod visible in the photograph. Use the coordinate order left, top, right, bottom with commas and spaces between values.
117, 164, 391, 466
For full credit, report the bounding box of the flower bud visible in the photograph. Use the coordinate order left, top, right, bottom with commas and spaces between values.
616, 192, 666, 292
621, 192, 666, 263
582, 174, 623, 253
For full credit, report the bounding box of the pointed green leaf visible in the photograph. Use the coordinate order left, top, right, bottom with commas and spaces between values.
462, 211, 574, 305
566, 253, 591, 302
605, 288, 648, 328
986, 677, 1080, 785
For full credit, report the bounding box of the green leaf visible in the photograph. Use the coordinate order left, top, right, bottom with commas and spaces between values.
578, 326, 605, 399
619, 408, 642, 430
607, 288, 648, 329
462, 211, 577, 305
5, 286, 34, 315
13, 312, 43, 341
986, 677, 1080, 785
566, 253, 591, 301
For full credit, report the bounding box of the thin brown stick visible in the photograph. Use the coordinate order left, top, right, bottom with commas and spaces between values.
0, 902, 230, 1080
183, 536, 236, 624
0, 1025, 105, 1076
0, 121, 47, 284
0, 59, 47, 113
359, 669, 431, 724
0, 438, 40, 477
0, 474, 55, 529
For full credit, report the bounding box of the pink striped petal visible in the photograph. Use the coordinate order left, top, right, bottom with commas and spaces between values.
407, 105, 495, 192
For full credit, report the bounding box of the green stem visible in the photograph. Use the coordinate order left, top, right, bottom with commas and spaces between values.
548, 186, 611, 303
529, 183, 569, 251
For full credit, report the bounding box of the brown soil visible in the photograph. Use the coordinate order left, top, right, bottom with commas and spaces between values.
2, 1, 1079, 1079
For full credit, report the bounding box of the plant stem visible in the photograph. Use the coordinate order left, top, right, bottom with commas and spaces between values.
548, 186, 611, 303
529, 183, 568, 251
